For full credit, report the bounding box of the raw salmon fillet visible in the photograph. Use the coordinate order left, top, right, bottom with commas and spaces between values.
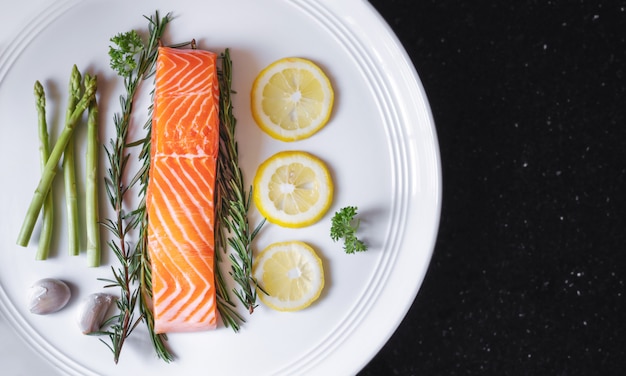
147, 46, 219, 333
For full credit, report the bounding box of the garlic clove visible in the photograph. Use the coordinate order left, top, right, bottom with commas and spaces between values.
76, 293, 117, 334
28, 278, 71, 315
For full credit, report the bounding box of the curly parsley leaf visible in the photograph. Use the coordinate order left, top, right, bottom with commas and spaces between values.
330, 206, 368, 254
108, 30, 145, 77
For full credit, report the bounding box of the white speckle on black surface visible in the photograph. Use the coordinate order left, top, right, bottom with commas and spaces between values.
362, 1, 626, 375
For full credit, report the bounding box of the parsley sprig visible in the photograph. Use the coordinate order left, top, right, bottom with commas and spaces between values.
330, 206, 368, 254
109, 30, 144, 77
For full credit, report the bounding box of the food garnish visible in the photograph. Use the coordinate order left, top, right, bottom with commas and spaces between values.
100, 11, 174, 363
28, 278, 71, 315
251, 57, 334, 141
330, 206, 368, 254
253, 150, 333, 228
216, 49, 266, 321
253, 241, 324, 312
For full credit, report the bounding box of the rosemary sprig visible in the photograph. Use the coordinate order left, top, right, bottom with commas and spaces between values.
215, 49, 244, 331
134, 186, 173, 362
129, 80, 174, 364
216, 49, 266, 318
100, 11, 173, 364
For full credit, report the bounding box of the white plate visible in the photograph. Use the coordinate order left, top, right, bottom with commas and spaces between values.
0, 0, 441, 375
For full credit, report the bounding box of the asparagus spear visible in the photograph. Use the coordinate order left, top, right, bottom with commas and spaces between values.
17, 74, 97, 247
34, 81, 54, 260
63, 65, 82, 256
85, 90, 100, 267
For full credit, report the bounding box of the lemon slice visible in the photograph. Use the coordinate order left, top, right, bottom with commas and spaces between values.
253, 150, 333, 228
253, 241, 324, 311
251, 57, 334, 141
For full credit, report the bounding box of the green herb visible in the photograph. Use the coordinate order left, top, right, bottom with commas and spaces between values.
216, 48, 266, 319
100, 11, 173, 363
330, 206, 368, 254
33, 81, 53, 260
130, 109, 176, 362
131, 103, 174, 363
109, 30, 144, 77
214, 49, 245, 331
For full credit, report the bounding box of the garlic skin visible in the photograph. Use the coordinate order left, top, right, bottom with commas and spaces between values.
76, 293, 117, 334
28, 278, 71, 315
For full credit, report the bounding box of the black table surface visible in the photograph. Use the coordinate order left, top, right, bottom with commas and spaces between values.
359, 1, 625, 375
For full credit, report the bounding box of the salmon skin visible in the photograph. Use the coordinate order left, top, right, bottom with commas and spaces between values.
147, 46, 219, 333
